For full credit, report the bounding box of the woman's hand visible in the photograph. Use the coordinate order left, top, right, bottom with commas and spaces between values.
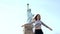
41, 21, 53, 31
49, 27, 52, 31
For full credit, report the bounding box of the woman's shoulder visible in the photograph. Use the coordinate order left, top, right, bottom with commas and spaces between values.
32, 19, 36, 21
31, 19, 36, 23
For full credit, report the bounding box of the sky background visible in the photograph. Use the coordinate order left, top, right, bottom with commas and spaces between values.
0, 0, 60, 34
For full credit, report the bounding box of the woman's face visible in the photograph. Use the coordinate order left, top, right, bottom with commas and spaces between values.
37, 15, 40, 20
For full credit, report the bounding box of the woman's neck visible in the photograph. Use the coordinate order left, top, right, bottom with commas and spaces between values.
37, 19, 40, 21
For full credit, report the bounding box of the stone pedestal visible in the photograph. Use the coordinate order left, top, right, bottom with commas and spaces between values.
22, 24, 34, 34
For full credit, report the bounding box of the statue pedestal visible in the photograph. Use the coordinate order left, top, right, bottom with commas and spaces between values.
22, 24, 34, 34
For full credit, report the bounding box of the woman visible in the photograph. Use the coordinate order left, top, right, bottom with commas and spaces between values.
31, 14, 52, 34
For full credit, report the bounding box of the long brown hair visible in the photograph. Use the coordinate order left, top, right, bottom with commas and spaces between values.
34, 14, 41, 21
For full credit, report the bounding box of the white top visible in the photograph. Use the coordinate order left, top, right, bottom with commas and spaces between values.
33, 20, 42, 32
33, 20, 42, 28
35, 20, 41, 26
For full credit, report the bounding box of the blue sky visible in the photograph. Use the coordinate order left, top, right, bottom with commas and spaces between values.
0, 0, 60, 34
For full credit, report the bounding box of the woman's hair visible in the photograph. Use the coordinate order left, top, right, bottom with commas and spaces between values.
34, 14, 41, 21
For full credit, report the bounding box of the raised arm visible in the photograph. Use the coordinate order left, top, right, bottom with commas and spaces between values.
41, 21, 52, 31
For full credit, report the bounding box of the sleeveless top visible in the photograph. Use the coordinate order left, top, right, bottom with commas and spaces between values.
32, 20, 42, 32
33, 20, 42, 32
34, 20, 42, 28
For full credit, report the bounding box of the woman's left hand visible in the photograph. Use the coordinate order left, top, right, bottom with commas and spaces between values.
49, 27, 52, 31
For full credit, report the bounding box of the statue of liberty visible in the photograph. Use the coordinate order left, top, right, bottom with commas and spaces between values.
27, 3, 34, 24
